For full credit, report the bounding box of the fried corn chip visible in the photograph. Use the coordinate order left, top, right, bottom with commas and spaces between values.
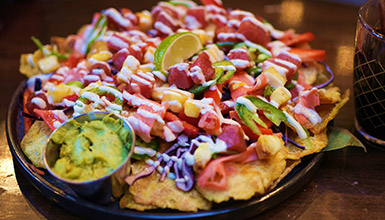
197, 151, 287, 203
311, 89, 350, 134
127, 161, 212, 212
20, 120, 52, 168
120, 192, 157, 211
268, 159, 301, 191
287, 128, 328, 160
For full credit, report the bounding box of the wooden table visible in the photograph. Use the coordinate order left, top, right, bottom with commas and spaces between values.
1, 0, 384, 219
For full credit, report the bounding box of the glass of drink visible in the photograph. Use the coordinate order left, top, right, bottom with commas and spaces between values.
354, 0, 385, 146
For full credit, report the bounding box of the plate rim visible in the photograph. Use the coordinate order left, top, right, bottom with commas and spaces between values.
6, 80, 324, 220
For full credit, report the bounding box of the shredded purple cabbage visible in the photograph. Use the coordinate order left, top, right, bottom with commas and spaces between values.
125, 135, 197, 192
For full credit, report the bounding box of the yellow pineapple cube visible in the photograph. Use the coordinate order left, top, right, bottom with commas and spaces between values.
255, 134, 284, 159
204, 44, 225, 63
38, 55, 59, 73
151, 87, 167, 101
47, 83, 75, 104
89, 51, 112, 62
270, 87, 291, 107
193, 143, 212, 170
137, 10, 153, 32
184, 99, 202, 118
161, 89, 189, 113
264, 66, 287, 88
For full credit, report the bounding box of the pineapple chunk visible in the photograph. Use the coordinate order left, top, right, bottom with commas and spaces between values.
270, 87, 291, 107
152, 86, 167, 101
137, 10, 153, 32
117, 55, 140, 83
255, 134, 284, 160
87, 41, 109, 59
89, 51, 112, 62
143, 46, 156, 64
193, 143, 212, 170
204, 44, 225, 63
162, 88, 192, 113
184, 99, 202, 118
38, 55, 59, 73
47, 83, 76, 104
264, 66, 287, 88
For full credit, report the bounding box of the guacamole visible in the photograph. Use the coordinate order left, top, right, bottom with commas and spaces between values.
50, 114, 131, 182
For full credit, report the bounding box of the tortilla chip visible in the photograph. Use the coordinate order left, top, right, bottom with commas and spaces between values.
127, 161, 212, 212
196, 151, 287, 203
120, 192, 157, 211
268, 159, 301, 191
319, 86, 342, 104
20, 120, 52, 168
311, 89, 350, 134
287, 128, 328, 160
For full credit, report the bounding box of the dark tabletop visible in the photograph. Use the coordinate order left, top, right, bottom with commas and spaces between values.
1, 0, 385, 219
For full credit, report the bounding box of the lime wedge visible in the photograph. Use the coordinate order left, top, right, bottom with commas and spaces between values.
154, 32, 203, 72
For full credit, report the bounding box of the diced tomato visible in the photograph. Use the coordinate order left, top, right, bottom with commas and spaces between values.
217, 124, 247, 152
280, 32, 315, 46
259, 127, 273, 135
204, 85, 222, 106
63, 94, 78, 102
33, 109, 67, 131
178, 111, 200, 127
198, 111, 221, 135
289, 48, 326, 62
165, 112, 199, 138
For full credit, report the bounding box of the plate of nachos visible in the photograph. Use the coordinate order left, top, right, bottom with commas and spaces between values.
7, 0, 350, 219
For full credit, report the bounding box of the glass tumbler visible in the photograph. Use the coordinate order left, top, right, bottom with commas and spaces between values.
353, 0, 385, 146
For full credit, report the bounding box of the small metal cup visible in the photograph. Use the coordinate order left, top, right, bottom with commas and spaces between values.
43, 112, 135, 202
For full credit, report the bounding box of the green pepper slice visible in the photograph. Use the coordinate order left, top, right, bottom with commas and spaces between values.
244, 96, 288, 126
235, 102, 265, 136
189, 60, 235, 94
132, 137, 160, 160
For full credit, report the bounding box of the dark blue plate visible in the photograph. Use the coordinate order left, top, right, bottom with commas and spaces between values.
6, 81, 324, 220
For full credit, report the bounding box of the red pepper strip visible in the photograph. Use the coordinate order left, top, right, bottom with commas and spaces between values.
203, 84, 222, 106
64, 52, 84, 68
164, 112, 199, 138
22, 89, 33, 133
197, 146, 258, 190
33, 109, 67, 131
281, 32, 315, 46
289, 48, 326, 62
